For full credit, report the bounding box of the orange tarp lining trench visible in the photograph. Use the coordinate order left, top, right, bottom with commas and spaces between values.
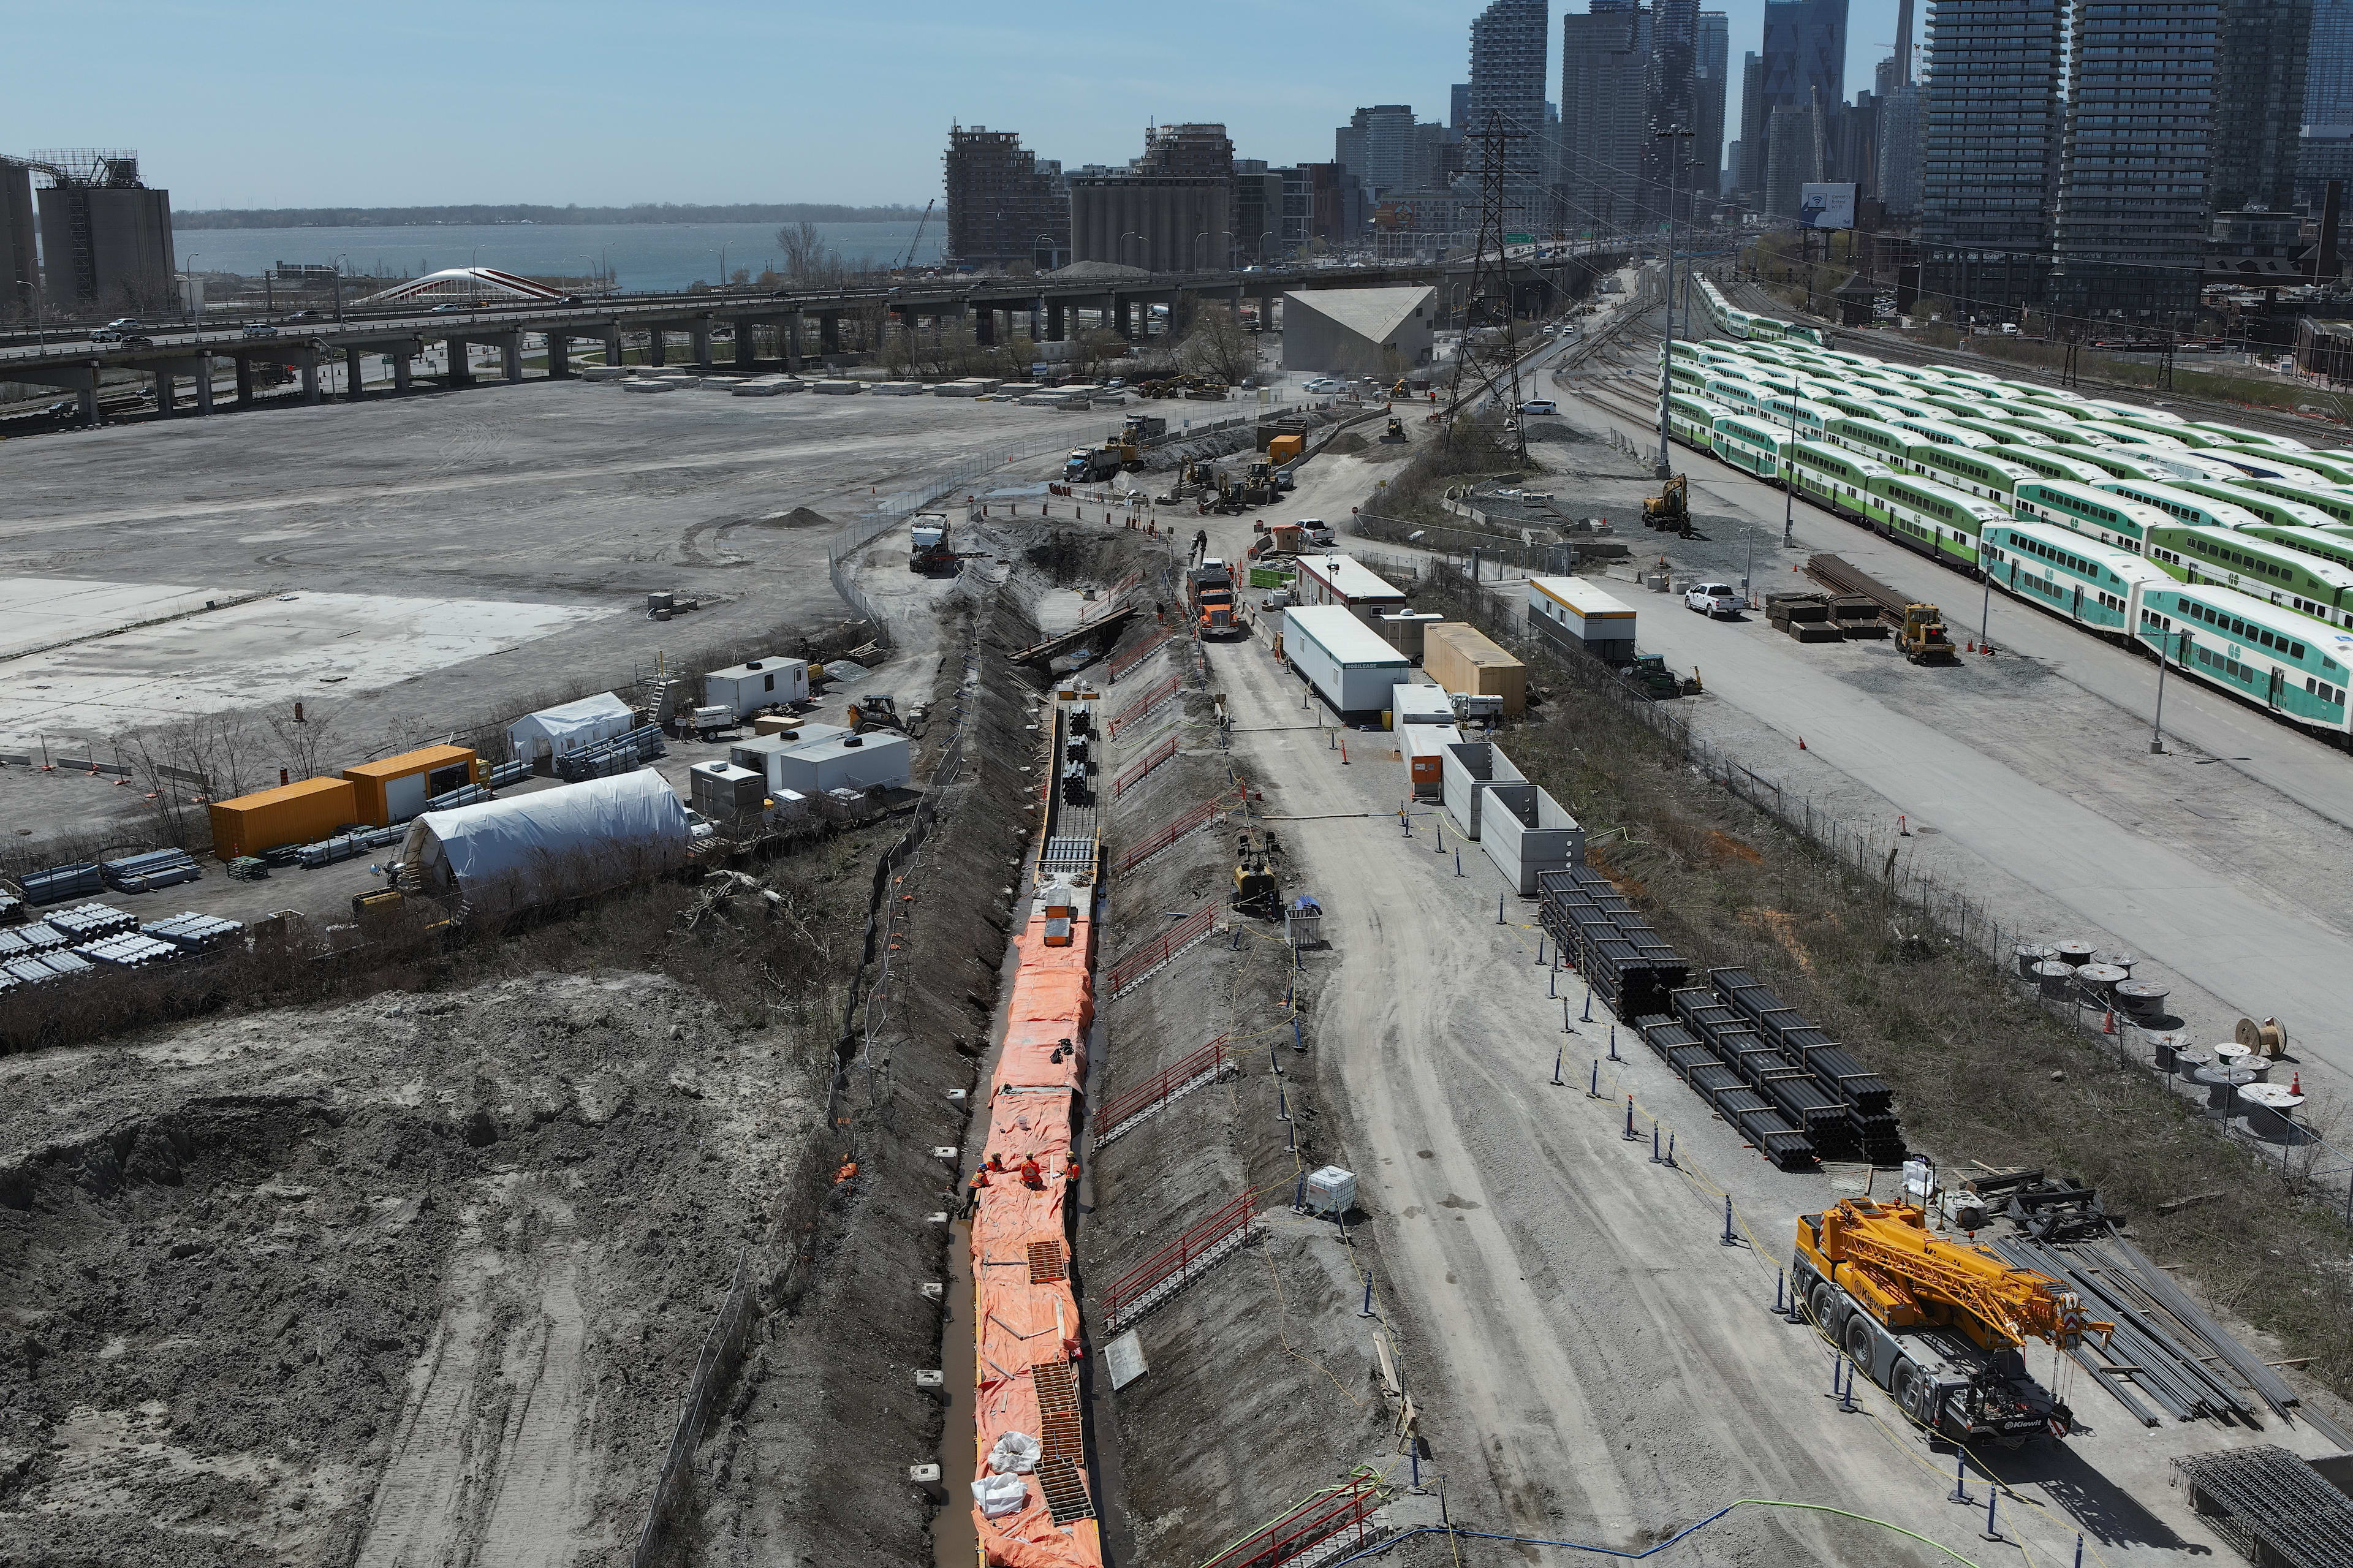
972, 904, 1104, 1568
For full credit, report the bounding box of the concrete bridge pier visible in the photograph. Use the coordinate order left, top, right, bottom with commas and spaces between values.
602, 324, 622, 368
344, 347, 366, 401
300, 353, 320, 405
645, 328, 666, 368
546, 333, 570, 379
447, 337, 474, 386
498, 333, 522, 382
691, 317, 713, 369
392, 351, 413, 393
1114, 295, 1134, 339
819, 311, 841, 356
974, 306, 996, 347
1047, 300, 1066, 341
153, 365, 176, 415
785, 313, 803, 371
735, 320, 760, 369
235, 355, 256, 405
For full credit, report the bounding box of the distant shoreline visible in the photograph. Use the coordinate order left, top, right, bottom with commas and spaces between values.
173, 203, 928, 231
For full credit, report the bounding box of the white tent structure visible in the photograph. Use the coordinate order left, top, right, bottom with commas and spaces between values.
1280, 286, 1436, 374
509, 692, 637, 768
401, 769, 688, 912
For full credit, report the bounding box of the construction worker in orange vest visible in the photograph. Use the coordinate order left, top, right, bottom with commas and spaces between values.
1063, 1156, 1082, 1184
987, 1151, 1006, 1174
1019, 1154, 1044, 1189
962, 1164, 991, 1217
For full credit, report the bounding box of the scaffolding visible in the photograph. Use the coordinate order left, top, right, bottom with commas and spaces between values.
944, 126, 1069, 270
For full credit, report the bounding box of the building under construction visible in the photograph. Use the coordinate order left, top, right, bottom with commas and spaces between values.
0, 156, 37, 316
945, 126, 1071, 272
23, 150, 176, 314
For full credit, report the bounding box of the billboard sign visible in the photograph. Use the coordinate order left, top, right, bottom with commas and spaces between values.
1798, 183, 1859, 230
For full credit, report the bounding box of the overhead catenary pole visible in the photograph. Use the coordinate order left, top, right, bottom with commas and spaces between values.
1654, 124, 1696, 480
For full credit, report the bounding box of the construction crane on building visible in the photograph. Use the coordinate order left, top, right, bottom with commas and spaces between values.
900, 199, 934, 271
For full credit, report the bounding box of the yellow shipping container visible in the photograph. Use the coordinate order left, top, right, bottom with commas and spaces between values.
1423, 623, 1527, 716
1267, 433, 1306, 465
343, 744, 479, 827
208, 776, 360, 862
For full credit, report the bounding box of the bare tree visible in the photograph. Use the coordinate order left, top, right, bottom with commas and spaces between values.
263, 703, 343, 783
1178, 301, 1261, 386
777, 221, 837, 285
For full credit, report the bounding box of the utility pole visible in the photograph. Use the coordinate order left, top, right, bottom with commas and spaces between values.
2150, 627, 2184, 753
1653, 125, 1696, 480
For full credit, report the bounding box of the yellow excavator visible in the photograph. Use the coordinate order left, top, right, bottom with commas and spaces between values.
846, 694, 928, 738
1642, 474, 1692, 536
1793, 1198, 2112, 1446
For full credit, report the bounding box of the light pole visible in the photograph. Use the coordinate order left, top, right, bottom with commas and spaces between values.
1036, 232, 1058, 271
1653, 124, 1696, 480
2150, 627, 2188, 753
330, 253, 349, 325
710, 244, 731, 292
1194, 232, 1210, 270
1260, 229, 1277, 265
1121, 231, 1145, 270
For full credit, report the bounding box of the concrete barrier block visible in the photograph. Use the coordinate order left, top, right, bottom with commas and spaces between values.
623, 379, 681, 394
811, 380, 863, 395
874, 381, 926, 396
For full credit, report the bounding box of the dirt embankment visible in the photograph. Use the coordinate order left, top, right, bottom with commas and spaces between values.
1076, 572, 1397, 1566
0, 957, 846, 1568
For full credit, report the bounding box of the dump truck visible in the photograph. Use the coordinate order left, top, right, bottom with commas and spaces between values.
1188, 558, 1247, 638
1792, 1197, 2111, 1447
1064, 445, 1123, 483
910, 513, 955, 575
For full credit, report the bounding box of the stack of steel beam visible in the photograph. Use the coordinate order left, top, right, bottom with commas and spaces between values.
100, 848, 202, 895
555, 724, 665, 782
143, 912, 245, 952
1710, 967, 1904, 1162
76, 931, 181, 968
1655, 991, 1819, 1168
19, 862, 102, 905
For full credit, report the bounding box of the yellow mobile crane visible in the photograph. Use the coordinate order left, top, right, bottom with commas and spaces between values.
1792, 1198, 2112, 1447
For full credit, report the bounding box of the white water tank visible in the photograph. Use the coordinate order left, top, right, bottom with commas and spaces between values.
1303, 1165, 1356, 1218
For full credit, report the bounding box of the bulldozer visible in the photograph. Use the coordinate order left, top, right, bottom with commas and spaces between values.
1895, 604, 1958, 665
846, 694, 928, 737
1381, 415, 1408, 443
1642, 474, 1692, 536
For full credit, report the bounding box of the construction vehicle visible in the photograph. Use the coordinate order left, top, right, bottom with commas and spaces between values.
1123, 413, 1167, 444
1064, 444, 1124, 484
1642, 474, 1692, 536
1231, 827, 1279, 919
1896, 604, 1957, 665
1624, 653, 1684, 701
909, 512, 956, 575
1188, 559, 1248, 638
1792, 1198, 2112, 1446
1382, 415, 1408, 443
846, 694, 928, 738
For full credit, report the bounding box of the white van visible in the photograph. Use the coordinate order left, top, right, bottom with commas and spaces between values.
1518, 399, 1559, 416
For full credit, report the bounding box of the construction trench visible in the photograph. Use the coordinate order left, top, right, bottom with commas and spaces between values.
7, 401, 2353, 1568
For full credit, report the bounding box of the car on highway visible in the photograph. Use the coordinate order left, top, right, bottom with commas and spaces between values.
1683, 581, 1741, 618
105, 317, 143, 331
88, 327, 122, 343
430, 303, 468, 313
1302, 377, 1343, 393
284, 310, 323, 322
121, 335, 153, 348
241, 323, 279, 339
1518, 398, 1559, 415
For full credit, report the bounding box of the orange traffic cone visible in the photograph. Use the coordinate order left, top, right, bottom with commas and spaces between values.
1798, 736, 1808, 750
2103, 1010, 2115, 1034
2291, 1072, 2302, 1094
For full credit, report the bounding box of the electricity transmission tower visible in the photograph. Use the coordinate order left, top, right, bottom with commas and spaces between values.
1448, 117, 1529, 464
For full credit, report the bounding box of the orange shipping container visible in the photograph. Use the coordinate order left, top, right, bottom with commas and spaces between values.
207, 776, 360, 862
1423, 623, 1527, 716
1267, 433, 1306, 464
343, 745, 479, 827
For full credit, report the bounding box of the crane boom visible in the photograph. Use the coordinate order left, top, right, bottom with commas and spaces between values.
901, 198, 934, 271
1815, 1199, 2111, 1349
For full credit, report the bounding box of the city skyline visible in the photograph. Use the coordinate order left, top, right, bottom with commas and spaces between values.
2, 0, 1908, 210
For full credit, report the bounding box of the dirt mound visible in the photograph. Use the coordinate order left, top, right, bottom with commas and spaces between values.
765, 506, 838, 529
1322, 431, 1371, 455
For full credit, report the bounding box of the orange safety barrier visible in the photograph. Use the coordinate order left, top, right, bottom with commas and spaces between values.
969, 694, 1106, 1568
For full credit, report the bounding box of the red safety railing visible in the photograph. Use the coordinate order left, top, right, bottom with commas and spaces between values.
1108, 674, 1180, 737
1107, 626, 1173, 682
1100, 1189, 1255, 1328
1198, 1479, 1382, 1568
1112, 799, 1219, 876
1105, 904, 1216, 995
1112, 569, 1142, 598
1093, 1033, 1230, 1142
1113, 735, 1178, 797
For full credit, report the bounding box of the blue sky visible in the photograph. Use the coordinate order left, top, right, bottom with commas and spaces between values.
4, 0, 1902, 209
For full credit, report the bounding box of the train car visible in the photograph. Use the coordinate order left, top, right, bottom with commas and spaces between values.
2097, 478, 2269, 534
2150, 452, 2325, 488
1790, 439, 1895, 523
1947, 414, 2056, 448
1887, 415, 2007, 456
1980, 518, 2170, 637
1866, 470, 2007, 567
2082, 398, 2190, 426
1909, 443, 2040, 507
1757, 393, 1838, 441
2231, 474, 2353, 529
1915, 392, 1992, 421
1669, 392, 1730, 449
1701, 376, 1774, 417
1870, 395, 1957, 426
1667, 360, 1708, 394
2066, 445, 2181, 484
1825, 414, 1917, 471
1815, 389, 1906, 422
2188, 421, 2309, 452
1998, 412, 2108, 449
2142, 523, 2353, 629
2243, 523, 2353, 577
2160, 475, 2341, 534
2202, 445, 2353, 485
1971, 383, 2039, 403
2012, 478, 2172, 551
2072, 420, 2192, 452
2136, 582, 2353, 740
1990, 443, 2119, 488
1711, 412, 1795, 478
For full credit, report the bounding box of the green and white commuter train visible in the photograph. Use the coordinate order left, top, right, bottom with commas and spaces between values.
2137, 582, 2353, 738
2231, 474, 2353, 529
1990, 444, 2120, 488
2094, 478, 2268, 535
1979, 518, 2171, 637
2011, 479, 2172, 550
2142, 523, 2353, 629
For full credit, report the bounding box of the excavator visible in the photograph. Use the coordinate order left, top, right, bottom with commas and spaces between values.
1642, 474, 1692, 536
1792, 1197, 2113, 1447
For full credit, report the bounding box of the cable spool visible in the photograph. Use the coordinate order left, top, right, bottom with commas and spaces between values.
2014, 942, 2055, 979
2234, 1016, 2286, 1059
2075, 963, 2128, 998
2053, 939, 2097, 968
2091, 949, 2137, 976
2034, 960, 2076, 999
2113, 979, 2170, 1018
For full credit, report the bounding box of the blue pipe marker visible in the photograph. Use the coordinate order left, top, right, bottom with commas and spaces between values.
1721, 1195, 1738, 1247
1496, 893, 1505, 925
1623, 1096, 1639, 1140
1551, 1047, 1564, 1085
1294, 1170, 1308, 1211
1774, 1268, 1787, 1314
1582, 987, 1593, 1022
1536, 936, 1547, 966
1549, 968, 1558, 999
1665, 1132, 1677, 1168
1840, 1357, 1857, 1412
1562, 998, 1574, 1034
1982, 1484, 2002, 1543
1277, 1083, 1291, 1121
1589, 1060, 1601, 1099
1359, 1276, 1376, 1317
1608, 1025, 1620, 1061
2074, 1534, 2084, 1568
1410, 1444, 1420, 1489
1434, 820, 1444, 853
1649, 1124, 1662, 1164
1950, 1449, 1972, 1506
1454, 849, 1463, 877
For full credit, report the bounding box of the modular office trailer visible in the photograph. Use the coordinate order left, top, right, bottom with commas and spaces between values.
1283, 605, 1411, 718
1528, 575, 1636, 665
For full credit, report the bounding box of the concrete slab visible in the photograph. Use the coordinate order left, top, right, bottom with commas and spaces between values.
0, 577, 227, 659
0, 591, 614, 746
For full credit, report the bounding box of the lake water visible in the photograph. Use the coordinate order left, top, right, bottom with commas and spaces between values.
167, 220, 945, 290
